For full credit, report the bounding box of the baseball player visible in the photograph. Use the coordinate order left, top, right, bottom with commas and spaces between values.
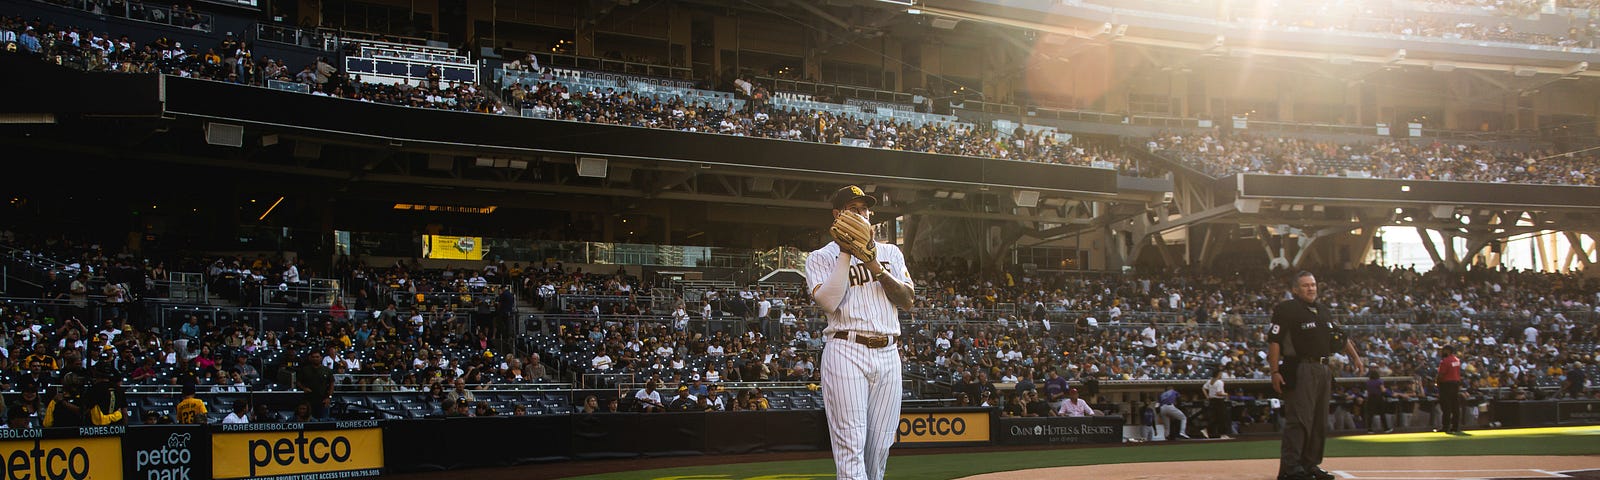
806, 185, 914, 480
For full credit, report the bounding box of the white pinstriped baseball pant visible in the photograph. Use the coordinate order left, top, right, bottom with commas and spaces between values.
822, 336, 902, 480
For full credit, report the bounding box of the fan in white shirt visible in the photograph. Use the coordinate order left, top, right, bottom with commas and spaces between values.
221, 400, 251, 424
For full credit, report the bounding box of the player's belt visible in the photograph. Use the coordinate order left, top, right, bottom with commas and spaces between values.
833, 331, 895, 348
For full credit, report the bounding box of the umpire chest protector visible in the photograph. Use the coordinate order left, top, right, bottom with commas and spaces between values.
1269, 299, 1335, 360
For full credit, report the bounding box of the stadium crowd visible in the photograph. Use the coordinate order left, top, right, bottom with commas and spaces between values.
2, 224, 1598, 428
3, 2, 1599, 429
531, 256, 1598, 417
16, 6, 1599, 186
1149, 131, 1600, 185
0, 15, 501, 113
1221, 0, 1600, 49
504, 76, 1161, 175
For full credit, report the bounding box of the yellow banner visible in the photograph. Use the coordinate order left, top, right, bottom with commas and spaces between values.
422, 235, 484, 260
213, 428, 383, 479
896, 411, 990, 443
0, 436, 123, 479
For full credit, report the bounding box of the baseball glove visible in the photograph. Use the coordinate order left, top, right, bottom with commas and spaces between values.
829, 211, 876, 264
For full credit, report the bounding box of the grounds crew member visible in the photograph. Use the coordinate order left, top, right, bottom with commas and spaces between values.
1269, 271, 1363, 480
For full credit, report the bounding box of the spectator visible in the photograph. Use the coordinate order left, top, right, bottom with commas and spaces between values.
222, 400, 250, 424
296, 351, 334, 420
635, 382, 665, 412
666, 386, 698, 412
1055, 387, 1094, 417
1023, 390, 1054, 417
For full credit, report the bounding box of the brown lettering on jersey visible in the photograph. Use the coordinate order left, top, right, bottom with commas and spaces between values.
847, 263, 875, 286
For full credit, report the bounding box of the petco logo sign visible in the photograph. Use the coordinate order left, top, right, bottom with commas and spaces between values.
896, 411, 990, 444
134, 433, 194, 480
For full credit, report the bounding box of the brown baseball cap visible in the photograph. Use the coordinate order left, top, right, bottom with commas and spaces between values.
830, 185, 877, 210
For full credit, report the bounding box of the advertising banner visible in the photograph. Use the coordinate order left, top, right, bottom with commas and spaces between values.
0, 427, 124, 480
895, 409, 991, 446
212, 421, 383, 480
1556, 401, 1600, 424
126, 425, 208, 480
996, 415, 1123, 445
422, 235, 484, 260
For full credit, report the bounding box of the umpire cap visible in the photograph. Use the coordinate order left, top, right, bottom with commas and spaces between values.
830, 185, 877, 210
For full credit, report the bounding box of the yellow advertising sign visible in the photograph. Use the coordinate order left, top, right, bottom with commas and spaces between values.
422, 235, 484, 260
896, 411, 991, 443
0, 436, 122, 480
212, 428, 383, 479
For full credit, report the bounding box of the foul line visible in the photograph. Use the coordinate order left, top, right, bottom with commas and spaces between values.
1331, 469, 1571, 479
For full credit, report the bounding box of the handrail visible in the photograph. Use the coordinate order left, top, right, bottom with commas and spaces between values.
41, 0, 215, 33
255, 23, 333, 50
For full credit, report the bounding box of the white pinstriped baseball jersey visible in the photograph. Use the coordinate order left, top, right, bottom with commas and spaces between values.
805, 241, 910, 336
808, 238, 908, 480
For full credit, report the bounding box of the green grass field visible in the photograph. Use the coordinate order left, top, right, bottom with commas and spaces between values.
562, 426, 1600, 480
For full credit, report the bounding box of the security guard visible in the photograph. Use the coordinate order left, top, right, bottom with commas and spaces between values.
1269, 271, 1363, 480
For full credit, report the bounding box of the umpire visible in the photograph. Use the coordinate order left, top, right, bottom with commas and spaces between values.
1269, 271, 1363, 480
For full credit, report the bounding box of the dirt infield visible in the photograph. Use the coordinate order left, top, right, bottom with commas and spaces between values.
385, 451, 1600, 480
961, 456, 1600, 480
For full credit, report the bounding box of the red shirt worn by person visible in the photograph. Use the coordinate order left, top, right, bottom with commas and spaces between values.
1438, 354, 1461, 383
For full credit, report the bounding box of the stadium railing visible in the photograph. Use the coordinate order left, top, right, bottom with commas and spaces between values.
255, 22, 334, 51
756, 75, 919, 105
44, 0, 215, 33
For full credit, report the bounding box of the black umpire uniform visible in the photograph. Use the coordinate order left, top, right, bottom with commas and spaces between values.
1268, 272, 1361, 480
